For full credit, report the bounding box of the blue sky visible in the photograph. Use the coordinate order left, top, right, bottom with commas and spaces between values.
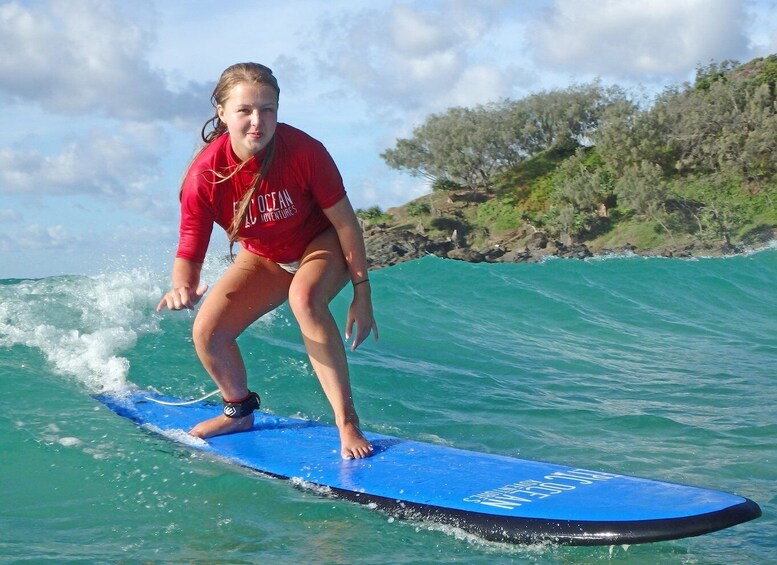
1, 0, 775, 278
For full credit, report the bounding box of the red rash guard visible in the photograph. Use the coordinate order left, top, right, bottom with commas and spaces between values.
176, 123, 347, 264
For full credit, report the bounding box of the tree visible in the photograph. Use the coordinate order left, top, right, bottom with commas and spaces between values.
615, 161, 675, 241
670, 58, 777, 182
542, 204, 577, 243
381, 105, 521, 191
738, 83, 777, 182
355, 206, 390, 223
543, 148, 612, 239
503, 82, 626, 155
593, 87, 681, 176
679, 174, 745, 246
381, 82, 628, 192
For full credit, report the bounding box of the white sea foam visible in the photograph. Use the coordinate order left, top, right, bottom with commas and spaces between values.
57, 437, 83, 447
0, 252, 298, 397
289, 476, 334, 497
0, 269, 164, 393
145, 424, 209, 448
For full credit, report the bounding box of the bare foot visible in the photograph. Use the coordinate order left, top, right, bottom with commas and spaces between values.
189, 414, 254, 439
339, 421, 373, 460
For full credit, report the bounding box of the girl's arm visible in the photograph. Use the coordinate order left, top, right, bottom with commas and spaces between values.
156, 257, 208, 312
323, 197, 378, 350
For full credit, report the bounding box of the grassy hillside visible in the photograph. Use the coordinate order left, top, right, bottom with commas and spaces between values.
366, 56, 777, 258
361, 140, 776, 257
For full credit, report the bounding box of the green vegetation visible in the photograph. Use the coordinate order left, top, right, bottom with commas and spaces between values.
355, 205, 392, 225
380, 56, 777, 252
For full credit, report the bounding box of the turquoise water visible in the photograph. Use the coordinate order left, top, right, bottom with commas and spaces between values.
1, 249, 775, 564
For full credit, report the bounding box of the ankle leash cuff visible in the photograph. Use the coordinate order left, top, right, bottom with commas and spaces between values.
223, 391, 261, 419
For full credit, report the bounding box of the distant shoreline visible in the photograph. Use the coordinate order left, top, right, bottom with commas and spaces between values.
363, 221, 776, 270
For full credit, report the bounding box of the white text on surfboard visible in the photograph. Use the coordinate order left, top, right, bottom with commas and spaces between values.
463, 468, 620, 510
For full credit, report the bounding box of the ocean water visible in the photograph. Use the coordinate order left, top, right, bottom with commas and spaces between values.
1, 248, 775, 564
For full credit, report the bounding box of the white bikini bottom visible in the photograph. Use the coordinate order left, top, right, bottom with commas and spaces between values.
277, 260, 301, 275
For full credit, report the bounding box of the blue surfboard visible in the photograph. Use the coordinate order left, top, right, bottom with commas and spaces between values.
96, 391, 760, 546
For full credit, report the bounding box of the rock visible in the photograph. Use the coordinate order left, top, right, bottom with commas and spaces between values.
600, 244, 637, 256
361, 215, 764, 270
446, 247, 486, 263
527, 231, 549, 249
482, 246, 506, 262
500, 249, 540, 263
448, 190, 491, 203
364, 228, 452, 269
555, 242, 593, 259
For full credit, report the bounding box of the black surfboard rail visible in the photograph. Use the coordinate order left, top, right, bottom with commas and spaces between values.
329, 486, 761, 546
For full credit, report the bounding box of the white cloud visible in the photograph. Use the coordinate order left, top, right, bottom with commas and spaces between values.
0, 127, 160, 197
448, 65, 511, 107
316, 2, 517, 115
0, 124, 179, 223
531, 0, 751, 80
390, 3, 471, 56
11, 223, 78, 251
0, 208, 21, 223
0, 0, 209, 121
745, 0, 777, 53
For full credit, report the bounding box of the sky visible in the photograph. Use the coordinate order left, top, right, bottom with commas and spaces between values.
1, 0, 776, 278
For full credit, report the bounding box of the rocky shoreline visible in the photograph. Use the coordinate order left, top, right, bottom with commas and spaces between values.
362, 223, 763, 270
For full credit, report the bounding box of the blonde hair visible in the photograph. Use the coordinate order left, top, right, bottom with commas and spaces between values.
187, 63, 281, 255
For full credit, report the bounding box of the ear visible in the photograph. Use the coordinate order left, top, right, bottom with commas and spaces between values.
217, 104, 226, 123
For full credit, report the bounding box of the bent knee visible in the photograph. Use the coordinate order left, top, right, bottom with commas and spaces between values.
288, 283, 330, 322
191, 317, 213, 351
192, 316, 232, 353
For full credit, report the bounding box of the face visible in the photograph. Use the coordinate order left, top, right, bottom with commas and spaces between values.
217, 82, 279, 161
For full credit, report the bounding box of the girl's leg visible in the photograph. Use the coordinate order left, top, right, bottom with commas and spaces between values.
289, 227, 373, 459
189, 249, 292, 438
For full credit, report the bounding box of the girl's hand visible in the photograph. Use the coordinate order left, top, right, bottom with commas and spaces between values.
345, 285, 378, 351
156, 284, 208, 312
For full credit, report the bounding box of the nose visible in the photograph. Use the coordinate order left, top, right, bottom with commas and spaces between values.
250, 109, 261, 127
